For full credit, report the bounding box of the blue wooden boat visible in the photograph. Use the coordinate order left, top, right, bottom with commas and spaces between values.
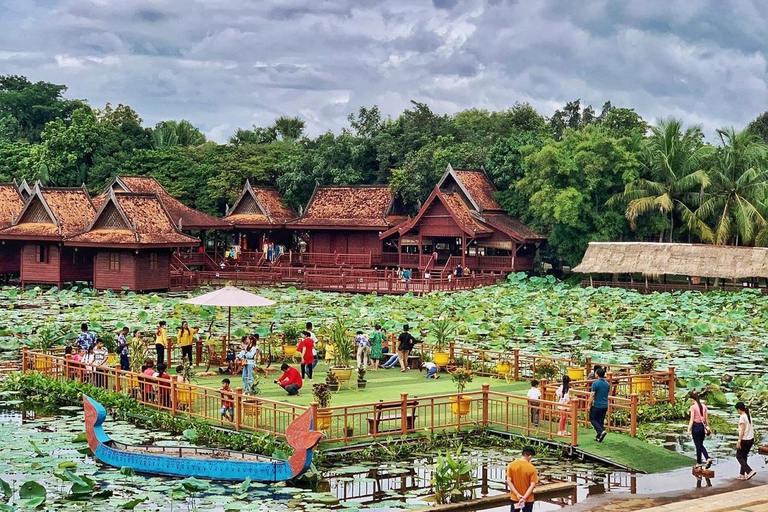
83, 395, 324, 482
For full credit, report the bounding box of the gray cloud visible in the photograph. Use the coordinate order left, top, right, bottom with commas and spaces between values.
0, 0, 765, 142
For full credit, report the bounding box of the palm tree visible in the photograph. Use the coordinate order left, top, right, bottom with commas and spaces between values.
609, 118, 711, 242
688, 128, 768, 245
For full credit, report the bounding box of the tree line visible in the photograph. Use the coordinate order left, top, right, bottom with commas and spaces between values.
3, 74, 768, 267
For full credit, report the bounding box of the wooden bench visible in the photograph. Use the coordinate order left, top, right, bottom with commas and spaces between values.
367, 400, 419, 435
407, 355, 421, 370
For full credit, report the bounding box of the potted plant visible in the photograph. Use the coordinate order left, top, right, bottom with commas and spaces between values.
496, 342, 513, 378
345, 423, 354, 438
176, 360, 196, 411
30, 323, 66, 370
242, 377, 262, 424
329, 317, 354, 382
281, 324, 302, 358
633, 355, 656, 394
431, 317, 456, 367
534, 359, 560, 401
567, 347, 586, 381
450, 367, 474, 416
326, 370, 340, 392
356, 367, 367, 390
312, 383, 332, 432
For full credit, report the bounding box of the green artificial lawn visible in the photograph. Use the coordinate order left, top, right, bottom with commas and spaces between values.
189, 361, 530, 406
576, 430, 693, 474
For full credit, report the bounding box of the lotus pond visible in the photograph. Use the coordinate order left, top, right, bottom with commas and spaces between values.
2, 274, 768, 415
0, 402, 764, 512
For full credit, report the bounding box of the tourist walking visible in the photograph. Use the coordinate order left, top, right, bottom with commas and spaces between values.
402, 268, 411, 291
396, 324, 419, 372
686, 392, 712, 469
556, 375, 571, 436
77, 323, 96, 351
117, 327, 130, 371
527, 380, 541, 427
355, 330, 371, 369
177, 321, 199, 365
588, 367, 609, 442
306, 322, 319, 370
369, 324, 384, 371
506, 446, 538, 512
274, 363, 302, 396
155, 321, 168, 366
735, 402, 756, 480
297, 331, 314, 380
237, 336, 258, 391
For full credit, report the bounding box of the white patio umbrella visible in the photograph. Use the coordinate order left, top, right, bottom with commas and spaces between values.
182, 286, 275, 350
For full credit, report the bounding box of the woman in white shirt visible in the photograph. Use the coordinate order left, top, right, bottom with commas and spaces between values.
735, 402, 756, 480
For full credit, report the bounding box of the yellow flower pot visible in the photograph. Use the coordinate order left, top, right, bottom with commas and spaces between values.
433, 352, 450, 366
332, 367, 354, 382
496, 362, 511, 375
450, 396, 472, 417
283, 345, 298, 357
177, 384, 195, 410
316, 409, 332, 432
567, 367, 585, 381
633, 376, 652, 394
34, 355, 51, 371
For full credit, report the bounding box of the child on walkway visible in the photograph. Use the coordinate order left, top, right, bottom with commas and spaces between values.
220, 378, 234, 422
527, 380, 541, 427
556, 375, 571, 436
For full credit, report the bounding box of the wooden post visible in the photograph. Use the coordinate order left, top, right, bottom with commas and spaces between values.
195, 338, 203, 366
513, 349, 520, 381
235, 387, 243, 431
449, 342, 455, 362
22, 347, 28, 373
481, 383, 489, 426
585, 357, 592, 378
310, 401, 319, 435
170, 378, 177, 415
114, 367, 121, 393
630, 394, 638, 437
64, 354, 71, 380
400, 393, 409, 435
570, 398, 579, 446
668, 366, 675, 405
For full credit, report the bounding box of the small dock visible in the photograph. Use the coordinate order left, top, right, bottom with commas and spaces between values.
409, 482, 577, 512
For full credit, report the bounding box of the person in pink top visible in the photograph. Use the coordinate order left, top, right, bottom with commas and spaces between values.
686, 391, 712, 469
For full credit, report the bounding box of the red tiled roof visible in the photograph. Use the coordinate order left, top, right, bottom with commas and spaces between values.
483, 214, 546, 242
453, 169, 502, 212
109, 176, 231, 230
223, 182, 296, 227
0, 186, 95, 239
0, 184, 24, 229
292, 186, 394, 228
252, 187, 295, 221
67, 193, 198, 247
441, 192, 493, 235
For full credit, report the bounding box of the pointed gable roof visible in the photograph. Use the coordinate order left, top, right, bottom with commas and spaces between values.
96, 176, 231, 231
437, 164, 503, 213
0, 183, 25, 229
0, 183, 95, 240
66, 190, 198, 248
223, 180, 296, 228
290, 184, 398, 230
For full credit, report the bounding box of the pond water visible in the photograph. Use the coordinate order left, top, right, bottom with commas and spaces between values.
0, 402, 765, 512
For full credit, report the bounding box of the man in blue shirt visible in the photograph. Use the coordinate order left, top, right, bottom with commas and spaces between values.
589, 367, 610, 442
76, 323, 96, 352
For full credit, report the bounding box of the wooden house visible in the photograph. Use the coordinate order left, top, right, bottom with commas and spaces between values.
0, 183, 96, 288
223, 180, 296, 252
380, 165, 545, 272
0, 184, 26, 276
66, 190, 199, 291
288, 185, 407, 267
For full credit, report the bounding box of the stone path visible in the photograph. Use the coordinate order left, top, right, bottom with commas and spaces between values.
636, 484, 768, 511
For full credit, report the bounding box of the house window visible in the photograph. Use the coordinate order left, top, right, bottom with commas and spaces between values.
149, 253, 158, 270
35, 245, 48, 264
108, 252, 120, 271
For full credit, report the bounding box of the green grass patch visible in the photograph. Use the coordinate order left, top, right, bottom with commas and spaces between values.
576, 431, 693, 473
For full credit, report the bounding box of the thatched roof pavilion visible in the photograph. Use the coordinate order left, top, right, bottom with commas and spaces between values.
573, 242, 768, 280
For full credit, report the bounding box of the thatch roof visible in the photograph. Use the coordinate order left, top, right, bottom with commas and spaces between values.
573, 242, 768, 279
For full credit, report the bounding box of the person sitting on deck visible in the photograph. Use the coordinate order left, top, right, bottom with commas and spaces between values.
219, 344, 238, 375
274, 363, 302, 396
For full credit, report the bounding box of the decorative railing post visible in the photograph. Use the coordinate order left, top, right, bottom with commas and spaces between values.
481, 384, 489, 426
170, 378, 177, 415
570, 398, 579, 446
64, 354, 71, 380
513, 349, 520, 381
668, 366, 675, 405
22, 347, 28, 373
114, 366, 121, 393
585, 356, 592, 378
630, 394, 638, 437
449, 342, 455, 362
400, 393, 409, 435
235, 387, 243, 431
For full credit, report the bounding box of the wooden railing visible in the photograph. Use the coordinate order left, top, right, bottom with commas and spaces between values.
399, 253, 419, 266
23, 349, 639, 445
581, 280, 768, 295
303, 273, 503, 294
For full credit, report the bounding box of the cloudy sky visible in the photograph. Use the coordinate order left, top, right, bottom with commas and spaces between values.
1, 0, 766, 142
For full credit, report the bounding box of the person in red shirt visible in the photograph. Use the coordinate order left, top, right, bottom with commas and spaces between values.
274, 363, 302, 395
142, 360, 156, 403
156, 363, 171, 409
297, 331, 314, 380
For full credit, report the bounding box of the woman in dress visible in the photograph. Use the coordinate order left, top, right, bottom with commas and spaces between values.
237, 336, 259, 392
369, 324, 384, 371
686, 392, 712, 469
